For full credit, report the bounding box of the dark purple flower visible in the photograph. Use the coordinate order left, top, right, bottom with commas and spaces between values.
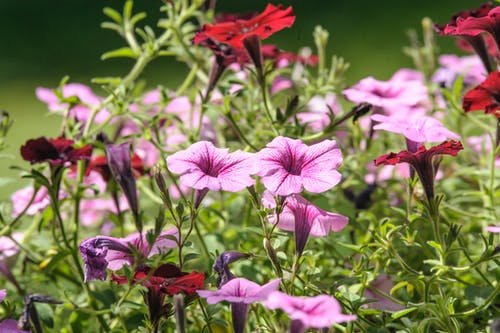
79, 229, 178, 282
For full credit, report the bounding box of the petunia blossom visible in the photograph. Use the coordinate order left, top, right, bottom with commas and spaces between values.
343, 69, 428, 116
198, 278, 280, 333
20, 137, 92, 166
264, 291, 356, 333
486, 225, 500, 232
363, 274, 405, 311
11, 186, 51, 217
0, 319, 30, 333
193, 4, 295, 48
167, 141, 257, 192
36, 83, 109, 124
257, 136, 342, 196
79, 228, 178, 282
432, 54, 487, 88
462, 70, 500, 118
262, 191, 348, 256
371, 114, 460, 150
375, 140, 464, 200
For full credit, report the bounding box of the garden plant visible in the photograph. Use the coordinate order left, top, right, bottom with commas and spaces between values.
0, 0, 499, 332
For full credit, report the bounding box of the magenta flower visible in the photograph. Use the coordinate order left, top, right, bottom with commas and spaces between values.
0, 289, 5, 302
343, 69, 428, 115
264, 291, 356, 332
197, 278, 280, 333
36, 83, 109, 124
79, 228, 178, 282
262, 191, 348, 256
295, 94, 341, 132
371, 114, 459, 151
257, 137, 342, 196
167, 141, 257, 192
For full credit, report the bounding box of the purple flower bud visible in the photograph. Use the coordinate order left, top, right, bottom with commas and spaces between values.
106, 143, 139, 219
213, 251, 250, 288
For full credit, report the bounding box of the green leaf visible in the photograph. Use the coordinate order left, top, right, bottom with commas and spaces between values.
101, 47, 137, 60
91, 77, 122, 85
391, 307, 418, 319
183, 252, 200, 263
123, 0, 134, 20
130, 12, 147, 26
103, 7, 122, 23
100, 22, 122, 34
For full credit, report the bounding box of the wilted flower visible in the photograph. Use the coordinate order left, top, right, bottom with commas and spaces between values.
167, 141, 257, 192
264, 291, 356, 332
20, 137, 92, 166
257, 136, 342, 196
262, 191, 348, 256
197, 278, 280, 333
79, 229, 178, 282
463, 71, 500, 118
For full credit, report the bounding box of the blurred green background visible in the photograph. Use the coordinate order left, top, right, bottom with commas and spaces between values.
0, 0, 482, 197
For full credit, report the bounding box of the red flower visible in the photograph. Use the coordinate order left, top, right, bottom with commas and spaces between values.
87, 154, 145, 182
435, 2, 493, 36
435, 3, 496, 72
375, 141, 463, 200
111, 263, 204, 296
20, 137, 92, 166
194, 4, 295, 48
463, 71, 500, 118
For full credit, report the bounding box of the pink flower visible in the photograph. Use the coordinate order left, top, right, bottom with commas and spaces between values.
198, 278, 280, 333
264, 291, 356, 331
0, 289, 6, 302
486, 225, 500, 233
197, 277, 280, 304
371, 114, 460, 144
36, 83, 109, 124
363, 274, 405, 311
262, 191, 348, 256
79, 228, 178, 282
257, 137, 342, 195
167, 141, 257, 192
467, 135, 500, 167
0, 319, 29, 333
79, 196, 129, 227
343, 69, 428, 115
432, 54, 487, 88
296, 94, 341, 132
11, 186, 51, 217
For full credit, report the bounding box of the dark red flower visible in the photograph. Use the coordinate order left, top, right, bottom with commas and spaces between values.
456, 33, 499, 58
435, 3, 493, 36
20, 137, 92, 166
112, 264, 203, 330
111, 263, 204, 296
463, 71, 500, 118
375, 140, 463, 200
194, 4, 295, 48
87, 154, 145, 182
435, 3, 496, 72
